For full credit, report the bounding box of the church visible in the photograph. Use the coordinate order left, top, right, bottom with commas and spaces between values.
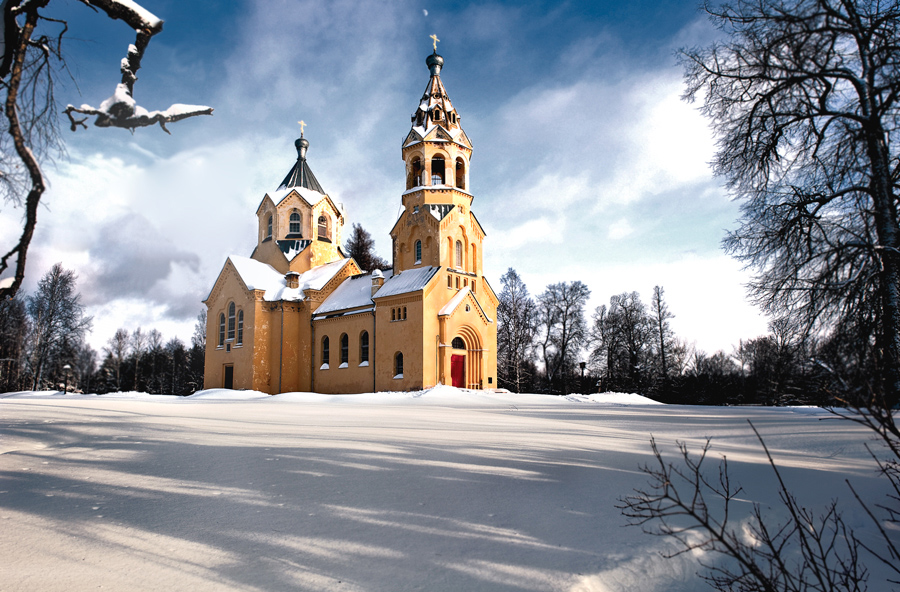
202, 47, 498, 394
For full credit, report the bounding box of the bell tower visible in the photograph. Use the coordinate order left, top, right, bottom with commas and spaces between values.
392, 48, 485, 282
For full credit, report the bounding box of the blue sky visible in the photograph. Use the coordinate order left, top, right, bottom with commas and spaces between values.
1, 0, 770, 354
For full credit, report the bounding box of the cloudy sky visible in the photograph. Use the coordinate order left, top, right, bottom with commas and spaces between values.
0, 0, 770, 354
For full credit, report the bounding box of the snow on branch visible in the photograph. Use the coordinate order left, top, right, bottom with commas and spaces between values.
63, 0, 213, 133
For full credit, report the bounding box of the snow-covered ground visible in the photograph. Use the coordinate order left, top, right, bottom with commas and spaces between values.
0, 387, 890, 591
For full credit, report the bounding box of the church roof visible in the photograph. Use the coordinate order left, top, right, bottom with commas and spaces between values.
373, 265, 440, 299
315, 273, 378, 316
409, 52, 466, 142
438, 285, 493, 323
228, 255, 348, 302
278, 135, 325, 194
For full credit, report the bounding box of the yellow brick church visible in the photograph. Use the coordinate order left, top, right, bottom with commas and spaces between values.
203, 48, 498, 394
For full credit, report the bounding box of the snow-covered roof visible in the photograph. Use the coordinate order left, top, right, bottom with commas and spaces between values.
373, 266, 439, 299
266, 185, 327, 208
229, 256, 348, 302
439, 285, 493, 323
315, 274, 376, 315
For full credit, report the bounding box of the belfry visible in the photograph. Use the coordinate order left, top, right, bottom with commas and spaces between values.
203, 46, 498, 394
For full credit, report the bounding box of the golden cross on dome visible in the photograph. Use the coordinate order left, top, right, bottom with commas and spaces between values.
297, 120, 307, 135
430, 34, 440, 51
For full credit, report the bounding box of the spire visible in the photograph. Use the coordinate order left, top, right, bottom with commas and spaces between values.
278, 132, 325, 194
411, 47, 462, 134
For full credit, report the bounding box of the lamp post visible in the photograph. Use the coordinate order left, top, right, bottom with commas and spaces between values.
579, 361, 586, 394
62, 364, 71, 394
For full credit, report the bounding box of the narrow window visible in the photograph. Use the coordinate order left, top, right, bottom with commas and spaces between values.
360, 331, 369, 364
452, 337, 465, 350
408, 157, 423, 189
318, 215, 328, 239
237, 310, 244, 345
455, 276, 460, 289
431, 155, 445, 185
471, 243, 477, 271
464, 278, 468, 287
218, 314, 225, 347
289, 211, 301, 235
340, 333, 349, 365
227, 302, 236, 340
472, 280, 476, 293
415, 240, 422, 263
322, 336, 330, 365
267, 215, 273, 238
403, 307, 407, 320
455, 158, 465, 190
455, 240, 462, 268
447, 275, 452, 288
392, 308, 396, 321
395, 352, 404, 378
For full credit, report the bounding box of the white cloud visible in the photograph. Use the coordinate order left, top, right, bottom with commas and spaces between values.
607, 218, 633, 240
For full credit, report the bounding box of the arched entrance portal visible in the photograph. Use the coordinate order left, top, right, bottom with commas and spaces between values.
450, 328, 483, 389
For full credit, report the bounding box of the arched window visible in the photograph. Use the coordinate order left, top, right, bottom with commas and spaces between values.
433, 108, 442, 121
322, 336, 330, 366
218, 314, 225, 347
266, 215, 273, 238
455, 158, 466, 190
340, 333, 349, 365
452, 337, 465, 350
237, 310, 244, 345
391, 308, 396, 321
227, 302, 236, 341
289, 211, 301, 235
471, 243, 477, 272
403, 306, 407, 320
455, 240, 462, 268
394, 352, 404, 378
318, 215, 328, 240
415, 240, 422, 263
360, 331, 369, 364
431, 155, 445, 185
407, 157, 423, 189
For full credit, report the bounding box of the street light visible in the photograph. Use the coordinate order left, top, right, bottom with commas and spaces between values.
579, 361, 586, 394
62, 364, 71, 394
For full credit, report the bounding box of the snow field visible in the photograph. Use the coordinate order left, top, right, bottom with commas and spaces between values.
0, 387, 889, 591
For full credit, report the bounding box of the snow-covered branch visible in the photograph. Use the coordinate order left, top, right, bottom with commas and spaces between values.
63, 0, 213, 132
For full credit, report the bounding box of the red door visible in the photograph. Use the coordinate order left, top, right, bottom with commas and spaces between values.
451, 355, 465, 388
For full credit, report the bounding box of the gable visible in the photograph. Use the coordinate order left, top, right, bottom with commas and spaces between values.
437, 286, 493, 325
403, 129, 423, 146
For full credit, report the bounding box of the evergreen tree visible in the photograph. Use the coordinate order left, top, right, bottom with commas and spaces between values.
344, 223, 389, 272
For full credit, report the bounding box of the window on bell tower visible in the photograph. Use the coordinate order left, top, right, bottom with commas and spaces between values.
431, 155, 445, 185
455, 240, 462, 268
455, 158, 466, 190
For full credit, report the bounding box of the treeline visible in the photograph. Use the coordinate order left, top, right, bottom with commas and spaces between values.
497, 268, 863, 405
0, 263, 204, 395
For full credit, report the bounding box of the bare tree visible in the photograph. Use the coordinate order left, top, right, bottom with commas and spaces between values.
618, 424, 870, 592
682, 0, 900, 406
592, 292, 653, 393
104, 327, 128, 392
497, 268, 537, 392
537, 281, 590, 394
24, 263, 91, 390
0, 0, 212, 300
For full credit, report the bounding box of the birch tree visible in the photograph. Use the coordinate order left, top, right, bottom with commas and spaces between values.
24, 263, 91, 390
497, 268, 537, 392
682, 0, 900, 406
